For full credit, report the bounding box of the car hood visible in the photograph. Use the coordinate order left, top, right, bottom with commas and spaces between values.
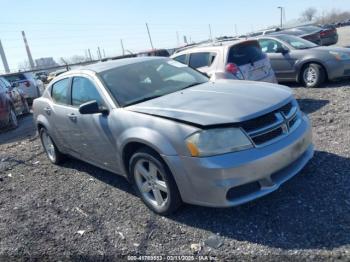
314, 46, 350, 53
126, 80, 293, 126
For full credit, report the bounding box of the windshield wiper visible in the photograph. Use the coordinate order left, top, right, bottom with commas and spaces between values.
180, 82, 205, 90
124, 95, 163, 107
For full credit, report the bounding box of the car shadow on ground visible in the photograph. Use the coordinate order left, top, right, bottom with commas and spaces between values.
61, 157, 136, 197
168, 150, 350, 250
60, 150, 349, 251
296, 98, 329, 114
0, 114, 37, 145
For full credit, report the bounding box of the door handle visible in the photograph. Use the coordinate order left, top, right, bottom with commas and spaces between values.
44, 107, 51, 115
67, 113, 77, 121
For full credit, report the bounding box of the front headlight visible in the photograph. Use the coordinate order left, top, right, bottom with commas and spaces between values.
185, 128, 253, 157
329, 51, 350, 61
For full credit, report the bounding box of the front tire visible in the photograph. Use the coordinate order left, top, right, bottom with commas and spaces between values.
301, 63, 325, 88
39, 128, 65, 164
129, 148, 182, 215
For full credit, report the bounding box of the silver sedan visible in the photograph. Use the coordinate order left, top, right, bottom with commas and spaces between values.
33, 57, 313, 215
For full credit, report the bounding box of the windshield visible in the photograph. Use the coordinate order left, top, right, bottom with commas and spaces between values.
276, 35, 318, 49
99, 59, 208, 106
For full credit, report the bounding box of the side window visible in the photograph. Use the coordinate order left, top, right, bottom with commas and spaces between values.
173, 54, 187, 64
0, 80, 5, 92
71, 77, 103, 107
259, 39, 283, 53
189, 52, 210, 68
51, 78, 70, 104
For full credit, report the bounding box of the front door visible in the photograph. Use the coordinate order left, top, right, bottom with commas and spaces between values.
258, 38, 297, 81
69, 76, 119, 171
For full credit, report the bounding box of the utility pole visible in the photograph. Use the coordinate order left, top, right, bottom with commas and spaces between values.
234, 24, 238, 37
145, 23, 154, 50
88, 49, 92, 61
0, 40, 10, 73
209, 24, 213, 40
21, 31, 35, 69
97, 47, 102, 60
176, 31, 180, 46
120, 39, 125, 55
277, 6, 283, 28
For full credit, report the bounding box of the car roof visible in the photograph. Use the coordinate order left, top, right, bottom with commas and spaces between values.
76, 56, 166, 73
172, 39, 257, 56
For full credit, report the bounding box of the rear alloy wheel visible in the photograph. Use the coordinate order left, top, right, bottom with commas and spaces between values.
302, 63, 325, 88
8, 107, 18, 129
130, 148, 182, 215
40, 128, 65, 164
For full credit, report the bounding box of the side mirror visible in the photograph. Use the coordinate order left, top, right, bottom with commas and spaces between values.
276, 47, 289, 54
79, 100, 109, 115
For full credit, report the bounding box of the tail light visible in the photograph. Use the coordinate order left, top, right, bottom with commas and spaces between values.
226, 63, 244, 80
226, 63, 239, 74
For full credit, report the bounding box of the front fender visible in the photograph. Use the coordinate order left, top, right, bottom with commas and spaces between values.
117, 127, 178, 157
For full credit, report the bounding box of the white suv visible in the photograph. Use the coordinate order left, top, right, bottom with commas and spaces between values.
171, 39, 277, 83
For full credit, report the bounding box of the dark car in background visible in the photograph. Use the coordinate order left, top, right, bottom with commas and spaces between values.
257, 34, 350, 87
274, 26, 322, 45
0, 76, 30, 129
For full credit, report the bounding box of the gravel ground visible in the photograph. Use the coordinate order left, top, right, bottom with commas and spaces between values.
0, 80, 350, 261
336, 26, 350, 47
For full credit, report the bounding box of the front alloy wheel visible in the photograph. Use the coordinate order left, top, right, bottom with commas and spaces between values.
302, 63, 325, 88
130, 148, 182, 215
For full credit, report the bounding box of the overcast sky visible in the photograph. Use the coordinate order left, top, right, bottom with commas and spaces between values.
0, 0, 349, 72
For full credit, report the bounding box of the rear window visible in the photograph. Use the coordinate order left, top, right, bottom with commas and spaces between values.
51, 78, 70, 105
4, 74, 26, 83
227, 42, 266, 66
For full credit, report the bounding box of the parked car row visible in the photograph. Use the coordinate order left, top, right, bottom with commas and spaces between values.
171, 31, 350, 88
248, 25, 338, 46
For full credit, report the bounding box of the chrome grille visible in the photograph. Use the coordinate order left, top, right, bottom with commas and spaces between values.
241, 101, 300, 146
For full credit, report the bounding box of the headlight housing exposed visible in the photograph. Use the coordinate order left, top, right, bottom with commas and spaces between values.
186, 128, 253, 157
329, 51, 350, 61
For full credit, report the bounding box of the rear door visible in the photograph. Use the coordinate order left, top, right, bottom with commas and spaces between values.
227, 41, 271, 81
258, 38, 297, 81
48, 77, 76, 151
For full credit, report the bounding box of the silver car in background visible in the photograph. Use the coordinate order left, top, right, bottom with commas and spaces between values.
171, 39, 277, 83
33, 57, 313, 215
257, 34, 350, 87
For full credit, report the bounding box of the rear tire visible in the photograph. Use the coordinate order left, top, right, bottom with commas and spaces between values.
129, 147, 182, 215
301, 63, 325, 88
22, 99, 30, 114
8, 107, 18, 129
39, 128, 65, 164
